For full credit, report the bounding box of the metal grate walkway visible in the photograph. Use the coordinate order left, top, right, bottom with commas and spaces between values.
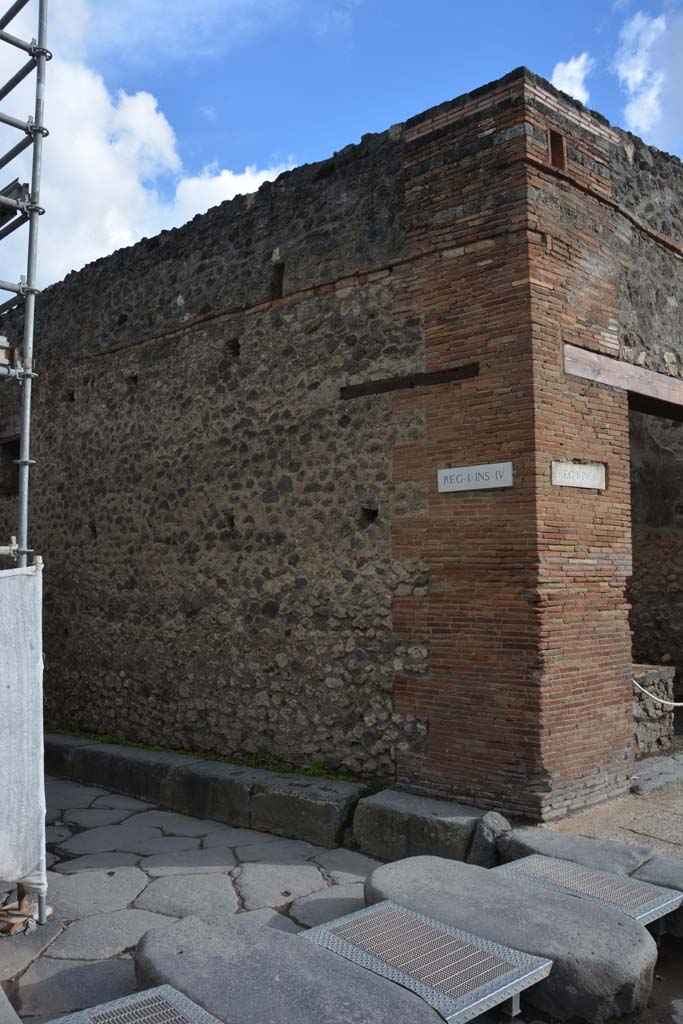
304, 900, 552, 1023
497, 854, 683, 925
45, 987, 223, 1024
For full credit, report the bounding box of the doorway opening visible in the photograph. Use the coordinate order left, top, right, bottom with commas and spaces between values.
628, 403, 683, 742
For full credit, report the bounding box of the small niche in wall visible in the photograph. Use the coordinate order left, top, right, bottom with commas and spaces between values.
674, 503, 683, 523
549, 129, 566, 170
271, 261, 285, 300
0, 435, 20, 497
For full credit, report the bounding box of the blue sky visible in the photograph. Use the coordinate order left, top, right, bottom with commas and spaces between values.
0, 0, 681, 284
105, 0, 682, 181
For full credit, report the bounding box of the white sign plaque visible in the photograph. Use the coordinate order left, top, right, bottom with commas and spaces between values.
438, 461, 513, 493
551, 461, 606, 489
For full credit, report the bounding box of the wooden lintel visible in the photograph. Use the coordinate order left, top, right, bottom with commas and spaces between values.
564, 343, 683, 409
340, 362, 479, 401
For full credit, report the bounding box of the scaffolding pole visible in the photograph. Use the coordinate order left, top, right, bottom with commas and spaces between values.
0, 0, 49, 931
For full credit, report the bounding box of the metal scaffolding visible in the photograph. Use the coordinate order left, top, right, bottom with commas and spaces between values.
0, 0, 48, 560
0, 0, 49, 929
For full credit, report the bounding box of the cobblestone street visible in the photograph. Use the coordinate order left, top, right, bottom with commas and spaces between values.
1, 777, 379, 1022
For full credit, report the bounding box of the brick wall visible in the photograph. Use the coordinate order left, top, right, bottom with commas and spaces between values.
3, 67, 681, 819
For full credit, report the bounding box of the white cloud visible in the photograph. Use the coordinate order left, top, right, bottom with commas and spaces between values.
614, 10, 683, 152
551, 52, 596, 105
0, 1, 293, 286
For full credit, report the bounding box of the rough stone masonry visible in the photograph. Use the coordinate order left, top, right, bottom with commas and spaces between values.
1, 67, 682, 820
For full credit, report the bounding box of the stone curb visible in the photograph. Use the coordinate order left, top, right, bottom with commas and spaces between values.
45, 734, 368, 848
353, 788, 486, 861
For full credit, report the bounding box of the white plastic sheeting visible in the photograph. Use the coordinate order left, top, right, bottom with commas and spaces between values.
0, 562, 46, 896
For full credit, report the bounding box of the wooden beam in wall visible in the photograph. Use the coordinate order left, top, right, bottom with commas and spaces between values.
564, 343, 683, 409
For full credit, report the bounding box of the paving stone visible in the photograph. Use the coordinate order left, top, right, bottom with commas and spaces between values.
235, 839, 325, 864
135, 914, 443, 1024
45, 867, 148, 919
62, 807, 135, 828
53, 852, 141, 874
0, 921, 63, 982
250, 776, 369, 847
15, 956, 137, 1023
289, 882, 365, 928
203, 827, 282, 848
313, 848, 381, 884
44, 779, 107, 810
632, 855, 683, 936
498, 827, 656, 874
354, 789, 483, 862
48, 908, 176, 960
140, 848, 236, 877
45, 826, 72, 845
466, 811, 511, 868
46, 852, 57, 869
366, 856, 657, 1022
124, 811, 224, 836
234, 863, 328, 910
237, 908, 301, 933
58, 825, 199, 857
92, 794, 155, 811
135, 873, 238, 921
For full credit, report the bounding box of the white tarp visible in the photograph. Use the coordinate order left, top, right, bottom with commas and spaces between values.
0, 562, 46, 896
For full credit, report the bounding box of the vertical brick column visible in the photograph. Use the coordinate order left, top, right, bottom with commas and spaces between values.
524, 81, 633, 815
391, 76, 548, 816
391, 72, 635, 818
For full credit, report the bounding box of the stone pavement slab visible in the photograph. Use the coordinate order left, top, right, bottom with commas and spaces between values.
202, 827, 282, 848
124, 811, 226, 836
45, 780, 107, 810
62, 808, 134, 828
366, 856, 657, 1023
15, 956, 136, 1023
139, 848, 236, 877
0, 922, 63, 982
289, 882, 365, 928
92, 794, 154, 811
58, 825, 199, 857
45, 826, 72, 845
235, 838, 325, 864
45, 868, 148, 920
312, 848, 380, 884
134, 874, 238, 920
135, 915, 443, 1024
237, 908, 300, 933
234, 863, 328, 911
54, 853, 140, 874
48, 909, 176, 960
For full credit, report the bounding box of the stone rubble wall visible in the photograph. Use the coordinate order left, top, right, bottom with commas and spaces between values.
632, 664, 675, 758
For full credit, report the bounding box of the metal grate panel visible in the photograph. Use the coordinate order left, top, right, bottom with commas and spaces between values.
44, 987, 224, 1024
497, 855, 683, 925
304, 901, 552, 1023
